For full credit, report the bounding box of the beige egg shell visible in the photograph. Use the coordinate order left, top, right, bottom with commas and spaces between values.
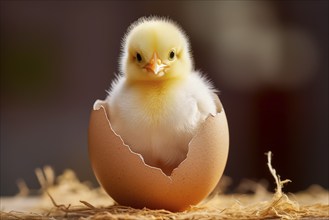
88, 96, 229, 212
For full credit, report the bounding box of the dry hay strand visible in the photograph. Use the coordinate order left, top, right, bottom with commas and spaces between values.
1, 151, 328, 220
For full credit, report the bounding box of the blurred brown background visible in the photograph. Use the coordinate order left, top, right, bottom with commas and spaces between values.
1, 1, 328, 195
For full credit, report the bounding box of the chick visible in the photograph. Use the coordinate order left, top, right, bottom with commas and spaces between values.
106, 17, 217, 175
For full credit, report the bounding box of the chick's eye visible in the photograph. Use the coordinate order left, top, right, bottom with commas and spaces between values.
169, 50, 175, 60
136, 53, 142, 62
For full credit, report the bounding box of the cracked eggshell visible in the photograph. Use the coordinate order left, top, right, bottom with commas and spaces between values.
88, 96, 229, 212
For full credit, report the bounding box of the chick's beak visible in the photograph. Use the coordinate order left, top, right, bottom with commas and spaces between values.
144, 52, 167, 75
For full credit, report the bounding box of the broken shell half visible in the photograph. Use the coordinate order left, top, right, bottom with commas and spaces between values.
88, 96, 229, 212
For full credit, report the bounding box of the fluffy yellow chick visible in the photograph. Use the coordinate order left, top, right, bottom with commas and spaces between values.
106, 17, 217, 175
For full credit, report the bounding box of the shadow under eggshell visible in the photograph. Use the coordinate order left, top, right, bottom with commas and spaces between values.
88, 97, 229, 212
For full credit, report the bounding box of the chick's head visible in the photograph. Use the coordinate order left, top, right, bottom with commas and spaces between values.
120, 17, 193, 81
